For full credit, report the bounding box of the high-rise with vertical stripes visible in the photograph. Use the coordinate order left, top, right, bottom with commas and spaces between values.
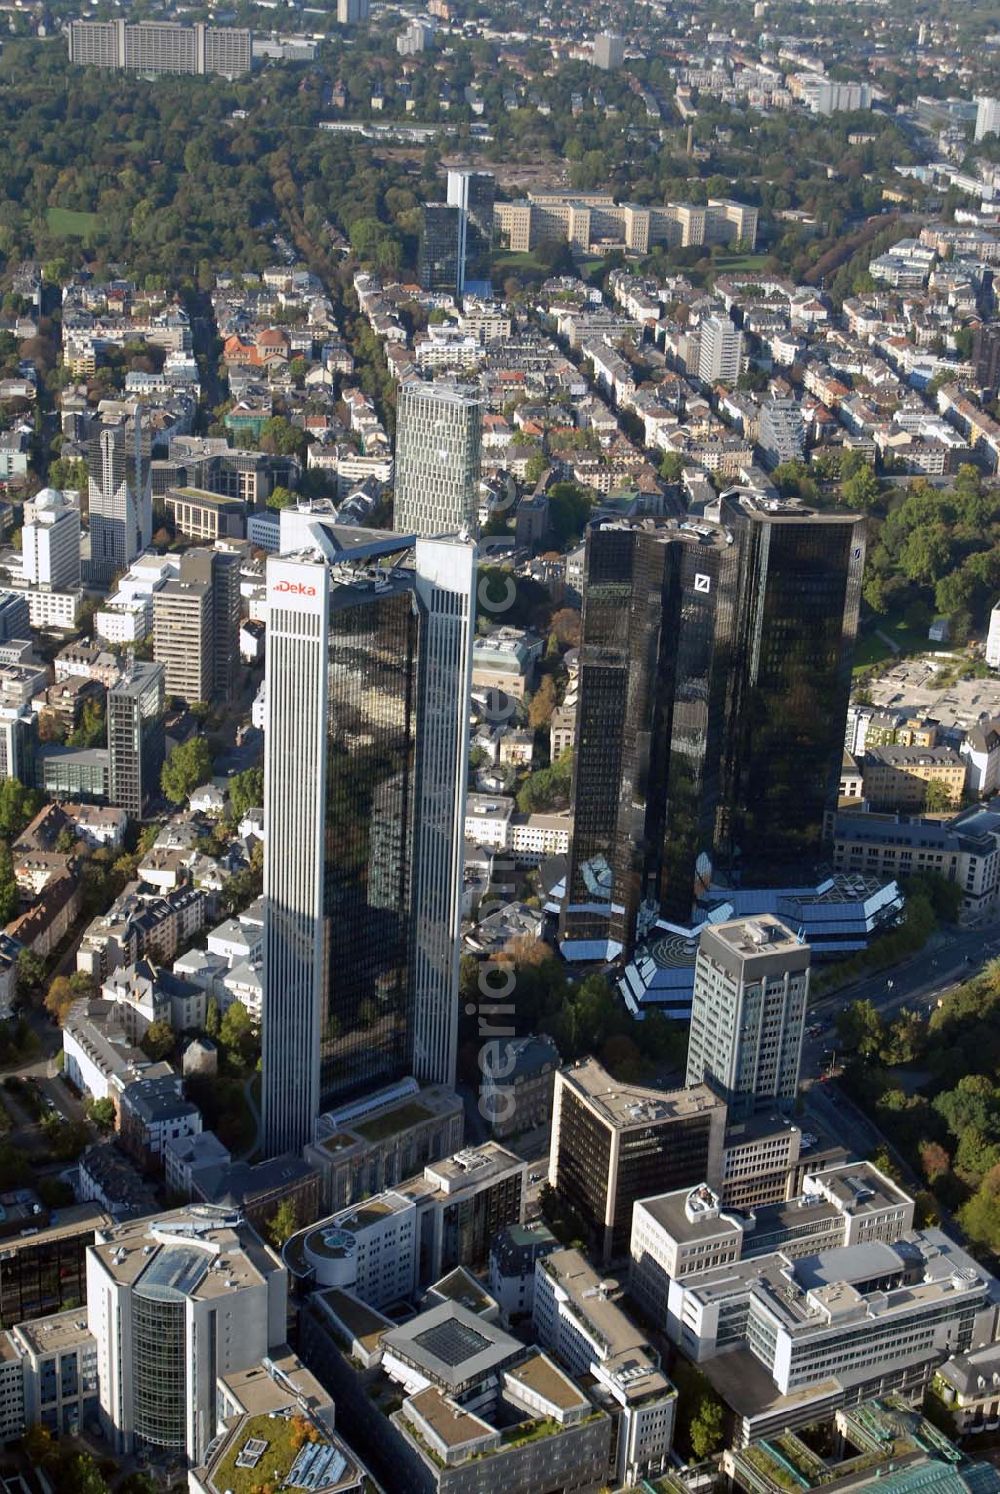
261, 519, 475, 1156
392, 381, 482, 539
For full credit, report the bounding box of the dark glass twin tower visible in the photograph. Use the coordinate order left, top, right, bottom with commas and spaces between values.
561, 494, 866, 957
262, 524, 475, 1156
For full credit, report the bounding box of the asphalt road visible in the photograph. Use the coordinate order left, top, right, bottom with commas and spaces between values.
800, 917, 1000, 1083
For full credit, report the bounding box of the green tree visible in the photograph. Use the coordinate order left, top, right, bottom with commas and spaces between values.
16, 946, 45, 993
899, 523, 951, 585
659, 450, 685, 482
0, 841, 18, 925
958, 1164, 1000, 1258
219, 1000, 257, 1068
161, 738, 213, 805
67, 697, 106, 748
266, 484, 297, 511
266, 1197, 299, 1249
836, 998, 886, 1059
547, 482, 592, 549
41, 1116, 91, 1163
141, 1019, 175, 1062
924, 780, 956, 814
524, 452, 547, 486
205, 996, 221, 1039
85, 1097, 116, 1133
689, 1396, 725, 1459
841, 462, 880, 510
228, 766, 264, 820
0, 778, 41, 837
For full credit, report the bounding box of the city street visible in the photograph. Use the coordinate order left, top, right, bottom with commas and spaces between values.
800, 918, 1000, 1083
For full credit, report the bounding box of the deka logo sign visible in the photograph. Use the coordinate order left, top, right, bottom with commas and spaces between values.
273, 579, 317, 597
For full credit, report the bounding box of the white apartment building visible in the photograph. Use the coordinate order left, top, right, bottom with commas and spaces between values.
697, 315, 743, 386
86, 1206, 287, 1463
24, 588, 82, 630
508, 813, 572, 863
21, 489, 81, 591
976, 97, 1000, 143
95, 597, 153, 645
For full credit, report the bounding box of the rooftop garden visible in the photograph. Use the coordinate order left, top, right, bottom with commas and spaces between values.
209, 1412, 328, 1494
353, 1101, 431, 1143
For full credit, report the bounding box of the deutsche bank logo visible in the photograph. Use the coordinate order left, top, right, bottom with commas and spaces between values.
694, 573, 711, 593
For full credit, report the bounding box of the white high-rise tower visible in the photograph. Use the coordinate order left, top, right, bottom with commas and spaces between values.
685, 915, 809, 1122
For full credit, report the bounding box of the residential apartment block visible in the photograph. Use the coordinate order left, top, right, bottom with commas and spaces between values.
68, 19, 252, 76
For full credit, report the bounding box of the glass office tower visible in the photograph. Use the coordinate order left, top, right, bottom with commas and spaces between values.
562, 498, 864, 959
717, 492, 865, 884
447, 168, 495, 293
262, 524, 475, 1155
562, 519, 739, 955
418, 202, 461, 293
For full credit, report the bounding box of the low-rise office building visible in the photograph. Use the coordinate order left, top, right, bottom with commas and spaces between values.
832, 804, 1000, 922
0, 1202, 112, 1329
630, 1163, 914, 1323
862, 745, 967, 811
306, 1082, 464, 1213
664, 1230, 1000, 1445
534, 1246, 676, 1487
300, 1288, 612, 1494
284, 1143, 526, 1307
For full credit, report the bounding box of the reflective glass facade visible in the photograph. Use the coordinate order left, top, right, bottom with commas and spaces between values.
320, 584, 418, 1106
132, 1291, 186, 1448
263, 533, 474, 1156
418, 203, 461, 293
563, 523, 739, 949
718, 497, 865, 884
564, 503, 864, 956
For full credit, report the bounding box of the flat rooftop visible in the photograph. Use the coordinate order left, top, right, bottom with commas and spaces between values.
314, 1287, 393, 1357
541, 1249, 672, 1403
382, 1302, 521, 1390
90, 1205, 276, 1301
424, 1266, 496, 1317
702, 913, 806, 961
406, 1386, 495, 1451
218, 1349, 332, 1420
12, 1309, 92, 1359
637, 1187, 744, 1247
562, 1058, 724, 1130
504, 1351, 590, 1413
201, 1408, 360, 1494
0, 1202, 112, 1255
